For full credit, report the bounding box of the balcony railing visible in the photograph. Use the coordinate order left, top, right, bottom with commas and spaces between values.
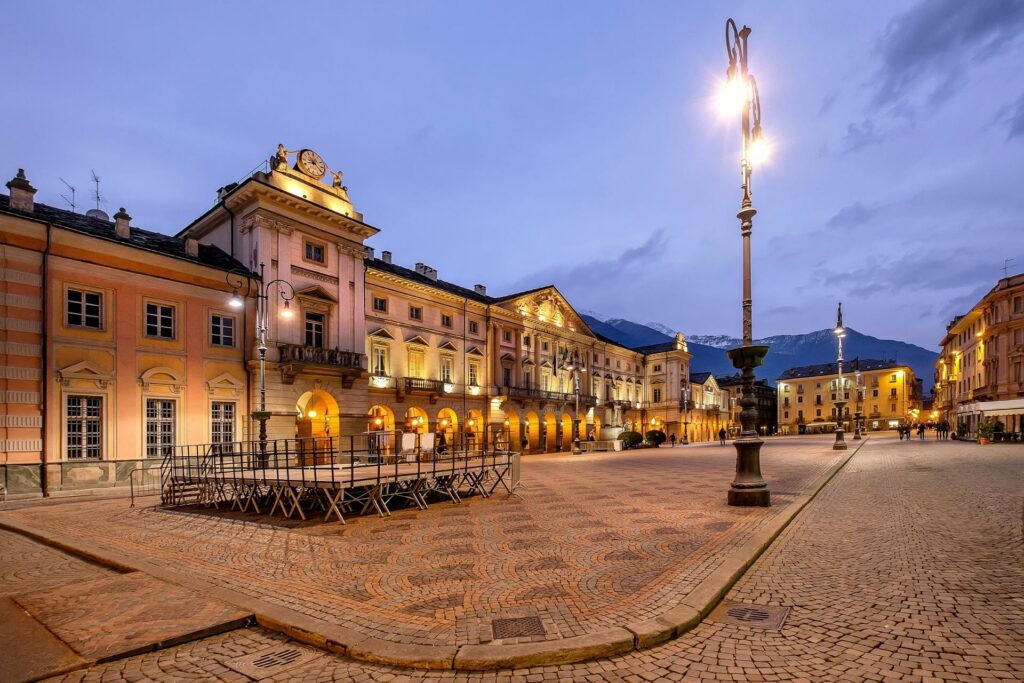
507, 386, 577, 403
403, 377, 446, 393
279, 344, 365, 370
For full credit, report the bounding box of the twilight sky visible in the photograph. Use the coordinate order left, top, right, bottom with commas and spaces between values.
5, 1, 1023, 348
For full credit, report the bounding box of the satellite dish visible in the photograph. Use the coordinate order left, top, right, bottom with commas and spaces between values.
86, 208, 110, 221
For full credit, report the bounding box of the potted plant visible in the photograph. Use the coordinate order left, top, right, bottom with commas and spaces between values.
618, 431, 643, 449
977, 417, 997, 445
645, 429, 667, 447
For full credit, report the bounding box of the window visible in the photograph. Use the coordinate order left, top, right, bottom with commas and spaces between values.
304, 239, 325, 264
872, 389, 879, 398
653, 388, 662, 403
145, 302, 175, 339
66, 396, 102, 459
210, 314, 235, 347
890, 403, 897, 412
468, 362, 479, 386
441, 356, 454, 383
66, 288, 102, 329
145, 398, 175, 458
890, 374, 897, 383
653, 364, 662, 372
372, 346, 389, 375
502, 330, 512, 343
797, 410, 804, 420
816, 409, 821, 417
305, 312, 325, 348
1014, 296, 1023, 313
890, 388, 897, 397
524, 336, 531, 347
372, 297, 387, 313
211, 402, 235, 443
784, 411, 789, 419
441, 313, 452, 328
797, 395, 803, 403
616, 360, 621, 369
502, 367, 512, 387
407, 349, 424, 378
542, 341, 549, 352
468, 320, 479, 334
409, 306, 422, 321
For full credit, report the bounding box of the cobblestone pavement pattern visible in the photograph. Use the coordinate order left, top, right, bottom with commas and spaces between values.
4, 439, 839, 649
49, 437, 1024, 682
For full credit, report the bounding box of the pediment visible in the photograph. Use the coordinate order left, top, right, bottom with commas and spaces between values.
294, 284, 338, 303
206, 372, 244, 397
368, 327, 395, 340
500, 352, 515, 361
466, 346, 484, 356
522, 356, 535, 365
438, 340, 458, 352
139, 366, 185, 393
540, 360, 553, 369
405, 335, 429, 346
57, 360, 113, 388
496, 286, 595, 337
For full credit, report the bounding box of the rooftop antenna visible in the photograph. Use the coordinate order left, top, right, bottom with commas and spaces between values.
90, 170, 103, 210
1002, 258, 1016, 278
58, 177, 76, 212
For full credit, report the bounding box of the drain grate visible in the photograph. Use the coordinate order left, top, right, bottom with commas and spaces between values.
709, 600, 790, 630
224, 643, 324, 679
492, 616, 546, 639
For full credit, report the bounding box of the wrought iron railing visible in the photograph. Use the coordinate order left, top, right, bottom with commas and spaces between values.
403, 377, 446, 393
279, 343, 365, 370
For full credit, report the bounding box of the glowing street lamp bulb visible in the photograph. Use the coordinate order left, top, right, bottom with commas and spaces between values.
747, 136, 769, 166
280, 300, 294, 319
716, 76, 747, 116
307, 410, 317, 418
229, 289, 243, 309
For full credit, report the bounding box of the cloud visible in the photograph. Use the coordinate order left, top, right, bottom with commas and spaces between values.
872, 0, 1024, 112
827, 202, 878, 230
994, 92, 1024, 139
818, 248, 996, 299
842, 118, 891, 152
509, 229, 669, 293
818, 94, 837, 116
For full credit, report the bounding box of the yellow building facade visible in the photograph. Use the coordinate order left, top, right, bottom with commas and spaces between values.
776, 360, 919, 435
1, 147, 702, 496
935, 272, 1024, 435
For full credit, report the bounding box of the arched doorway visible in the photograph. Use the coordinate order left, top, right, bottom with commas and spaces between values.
592, 415, 602, 440
464, 409, 483, 449
296, 390, 340, 439
561, 412, 573, 450
367, 404, 395, 432
403, 406, 428, 434
504, 409, 521, 451
543, 412, 557, 453
525, 411, 540, 453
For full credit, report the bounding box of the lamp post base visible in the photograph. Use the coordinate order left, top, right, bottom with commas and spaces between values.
726, 345, 771, 508
728, 486, 772, 506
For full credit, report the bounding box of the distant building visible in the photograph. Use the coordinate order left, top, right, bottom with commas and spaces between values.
935, 272, 1024, 436
776, 359, 919, 435
716, 374, 777, 436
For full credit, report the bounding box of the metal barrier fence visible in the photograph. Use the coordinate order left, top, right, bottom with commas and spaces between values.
160, 431, 520, 523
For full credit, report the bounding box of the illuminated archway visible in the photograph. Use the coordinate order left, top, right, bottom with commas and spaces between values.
525, 411, 540, 453
543, 412, 558, 453
296, 390, 340, 439
561, 412, 573, 450
592, 415, 602, 439
403, 406, 428, 434
367, 404, 395, 432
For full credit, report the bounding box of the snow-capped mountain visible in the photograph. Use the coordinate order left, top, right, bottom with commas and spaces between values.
687, 334, 741, 349
646, 322, 678, 337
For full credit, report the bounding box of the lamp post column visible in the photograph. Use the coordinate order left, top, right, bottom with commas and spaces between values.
833, 303, 848, 451
853, 368, 863, 440
723, 19, 770, 507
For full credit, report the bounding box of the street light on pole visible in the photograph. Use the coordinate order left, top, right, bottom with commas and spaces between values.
833, 303, 848, 451
562, 348, 586, 454
227, 262, 295, 460
720, 18, 771, 507
853, 362, 864, 440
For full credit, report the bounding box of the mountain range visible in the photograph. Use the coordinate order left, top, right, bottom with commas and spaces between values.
578, 313, 938, 391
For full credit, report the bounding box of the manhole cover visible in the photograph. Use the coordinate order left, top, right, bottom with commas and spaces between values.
709, 600, 790, 630
224, 644, 324, 679
492, 616, 546, 639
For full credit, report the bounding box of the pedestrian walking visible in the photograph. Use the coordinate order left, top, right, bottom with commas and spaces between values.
670, 433, 677, 447
718, 428, 727, 445
917, 424, 925, 440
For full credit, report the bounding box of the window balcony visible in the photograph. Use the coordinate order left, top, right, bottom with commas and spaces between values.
403, 377, 446, 394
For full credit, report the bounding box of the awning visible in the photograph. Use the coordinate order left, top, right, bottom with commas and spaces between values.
957, 398, 1024, 417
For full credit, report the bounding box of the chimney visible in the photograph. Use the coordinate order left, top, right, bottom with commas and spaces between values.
113, 207, 131, 239
474, 284, 487, 296
5, 169, 36, 212
381, 250, 392, 264
414, 262, 438, 281
113, 206, 132, 239
363, 246, 375, 260
184, 236, 199, 258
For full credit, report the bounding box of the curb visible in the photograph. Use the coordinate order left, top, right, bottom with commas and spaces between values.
0, 440, 865, 672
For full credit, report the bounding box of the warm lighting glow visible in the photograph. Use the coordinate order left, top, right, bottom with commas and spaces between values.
468, 419, 475, 427
307, 410, 317, 418
747, 136, 769, 166
834, 326, 845, 337
717, 76, 747, 116
370, 375, 390, 388
443, 382, 455, 393
374, 417, 383, 426
229, 289, 243, 309
280, 300, 294, 319
469, 386, 481, 396
504, 419, 510, 426
441, 419, 448, 427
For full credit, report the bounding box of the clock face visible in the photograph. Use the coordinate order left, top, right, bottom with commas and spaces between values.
297, 149, 326, 179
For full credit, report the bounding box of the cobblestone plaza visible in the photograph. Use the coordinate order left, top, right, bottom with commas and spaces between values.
1, 436, 1022, 681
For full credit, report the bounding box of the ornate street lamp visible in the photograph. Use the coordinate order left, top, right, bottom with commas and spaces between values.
721, 19, 770, 506
833, 303, 848, 451
228, 262, 295, 460
853, 362, 864, 440
562, 348, 586, 453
